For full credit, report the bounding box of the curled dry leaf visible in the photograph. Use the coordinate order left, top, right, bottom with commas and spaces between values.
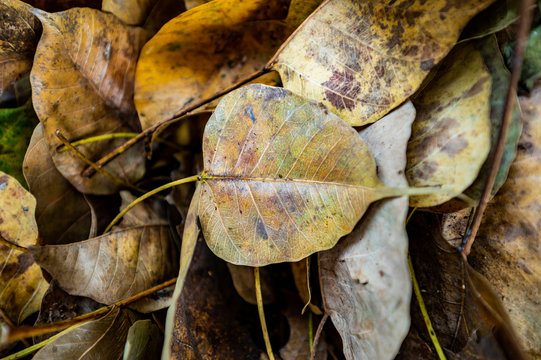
30, 7, 146, 194
407, 214, 527, 359
24, 124, 95, 245
123, 319, 163, 360
464, 84, 541, 357
33, 307, 131, 360
269, 0, 493, 126
31, 224, 178, 305
0, 0, 40, 107
199, 84, 417, 266
0, 172, 47, 325
406, 44, 491, 207
319, 102, 414, 360
0, 101, 38, 186
134, 0, 320, 129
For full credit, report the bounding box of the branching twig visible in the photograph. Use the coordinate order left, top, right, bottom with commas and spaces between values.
460, 0, 536, 256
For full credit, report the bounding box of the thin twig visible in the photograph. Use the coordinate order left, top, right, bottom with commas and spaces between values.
82, 68, 270, 178
5, 278, 177, 343
0, 310, 29, 348
310, 313, 328, 360
460, 0, 536, 256
255, 267, 275, 360
55, 130, 145, 193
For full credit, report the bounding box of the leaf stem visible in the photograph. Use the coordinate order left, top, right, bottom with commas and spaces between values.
103, 174, 200, 233
308, 311, 313, 352
54, 129, 145, 193
82, 68, 271, 178
4, 278, 177, 343
310, 313, 328, 360
461, 0, 536, 256
57, 132, 139, 152
254, 267, 275, 360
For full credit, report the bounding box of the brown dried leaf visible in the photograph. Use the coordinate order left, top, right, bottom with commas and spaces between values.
33, 307, 132, 360
270, 0, 493, 126
31, 224, 178, 305
319, 102, 415, 360
30, 7, 146, 194
227, 263, 275, 305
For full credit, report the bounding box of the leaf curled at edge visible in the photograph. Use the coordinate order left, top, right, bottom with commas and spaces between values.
198, 84, 417, 266
406, 44, 492, 207
30, 6, 146, 194
319, 101, 415, 360
269, 0, 494, 126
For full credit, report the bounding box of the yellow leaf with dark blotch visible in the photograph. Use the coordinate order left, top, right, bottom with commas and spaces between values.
33, 307, 131, 360
319, 102, 414, 360
134, 0, 319, 130
31, 225, 178, 305
269, 0, 493, 126
464, 84, 541, 358
30, 7, 146, 195
406, 45, 491, 207
0, 0, 40, 106
0, 172, 47, 325
23, 124, 93, 245
199, 84, 409, 266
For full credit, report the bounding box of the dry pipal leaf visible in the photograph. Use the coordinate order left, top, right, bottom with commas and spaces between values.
406, 44, 491, 207
0, 172, 47, 324
30, 7, 146, 194
31, 225, 178, 305
269, 0, 493, 126
23, 124, 94, 244
465, 84, 541, 358
199, 84, 422, 266
319, 102, 414, 360
33, 307, 131, 359
134, 0, 320, 129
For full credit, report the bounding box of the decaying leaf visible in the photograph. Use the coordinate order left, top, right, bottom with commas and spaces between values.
23, 124, 94, 245
319, 102, 414, 360
31, 224, 178, 305
406, 44, 491, 207
407, 214, 527, 359
33, 307, 132, 360
30, 6, 146, 194
0, 0, 40, 107
199, 84, 421, 266
162, 235, 264, 359
463, 84, 541, 357
134, 0, 320, 129
0, 101, 38, 185
0, 172, 47, 325
460, 0, 520, 41
123, 319, 163, 360
269, 0, 493, 126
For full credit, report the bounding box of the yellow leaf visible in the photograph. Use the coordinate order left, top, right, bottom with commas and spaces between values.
406, 44, 491, 207
269, 0, 493, 126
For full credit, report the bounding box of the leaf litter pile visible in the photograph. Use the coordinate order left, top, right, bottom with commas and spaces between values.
0, 0, 540, 359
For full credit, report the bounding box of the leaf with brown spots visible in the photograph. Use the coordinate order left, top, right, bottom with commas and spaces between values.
32, 307, 132, 360
199, 84, 431, 266
406, 44, 491, 207
0, 171, 47, 325
0, 0, 40, 107
443, 84, 541, 358
319, 102, 414, 360
30, 6, 147, 194
134, 0, 321, 130
269, 0, 493, 126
